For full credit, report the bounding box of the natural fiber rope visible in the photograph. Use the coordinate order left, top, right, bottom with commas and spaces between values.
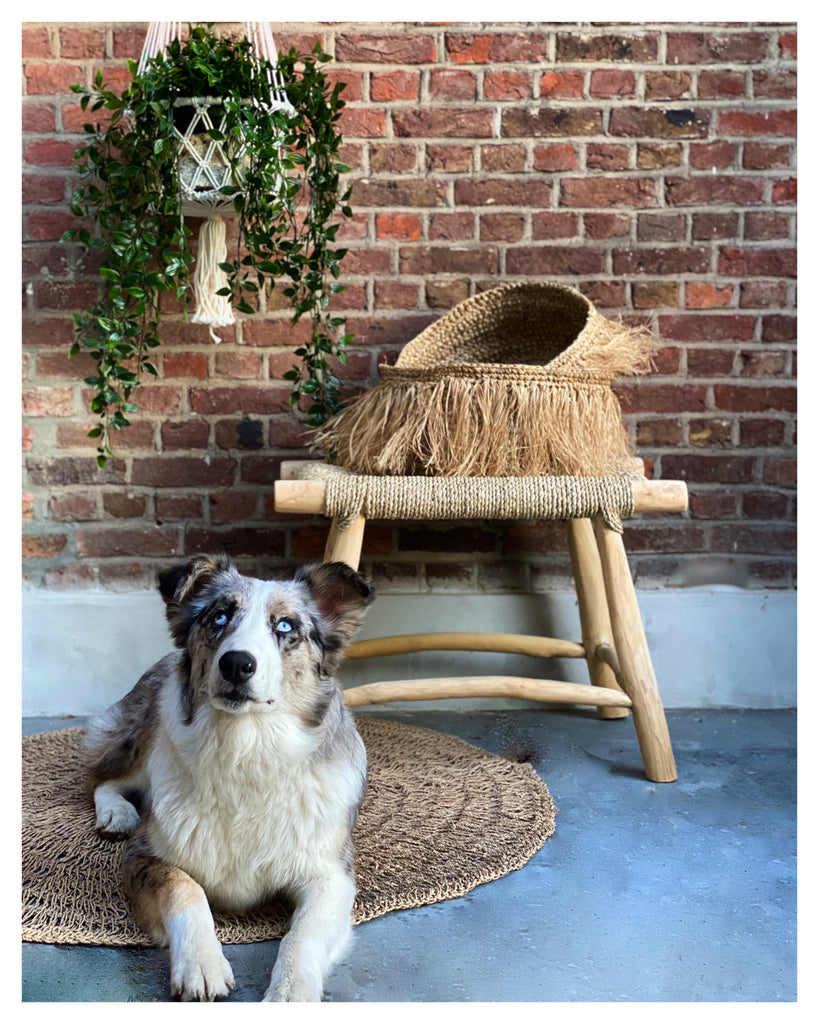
22, 720, 556, 947
300, 463, 635, 533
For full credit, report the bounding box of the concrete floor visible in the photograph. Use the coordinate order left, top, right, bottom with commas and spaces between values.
22, 707, 796, 1003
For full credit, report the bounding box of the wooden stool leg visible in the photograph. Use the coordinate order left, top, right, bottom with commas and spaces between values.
566, 518, 629, 721
594, 518, 677, 783
323, 515, 366, 570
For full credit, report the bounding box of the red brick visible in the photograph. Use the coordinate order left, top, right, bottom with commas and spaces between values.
637, 144, 683, 169
739, 281, 788, 308
76, 527, 179, 558
584, 213, 629, 240
162, 352, 208, 379
429, 69, 476, 101
712, 525, 796, 555
590, 69, 636, 97
665, 176, 765, 207
426, 280, 470, 309
327, 69, 362, 102
22, 173, 66, 205
718, 247, 796, 278
556, 32, 659, 62
586, 144, 630, 171
644, 71, 692, 100
772, 179, 797, 205
481, 144, 526, 173
714, 384, 796, 414
371, 70, 419, 102
368, 144, 417, 174
506, 246, 605, 277
739, 419, 787, 448
480, 213, 526, 242
610, 107, 709, 139
688, 349, 735, 376
779, 33, 797, 60
697, 70, 746, 99
23, 138, 76, 167
350, 179, 446, 208
22, 387, 74, 416
657, 313, 755, 341
562, 178, 658, 209
268, 416, 314, 450
667, 31, 767, 64
621, 525, 705, 554
632, 282, 679, 309
210, 491, 258, 525
426, 145, 473, 173
338, 108, 386, 138
688, 491, 737, 519
445, 34, 491, 64
489, 33, 548, 62
539, 70, 584, 99
161, 420, 210, 450
742, 491, 789, 519
184, 527, 285, 558
754, 70, 797, 99
531, 212, 579, 240
131, 456, 237, 488
189, 386, 290, 416
483, 70, 532, 100
718, 109, 797, 137
22, 103, 56, 133
24, 63, 83, 95
399, 245, 497, 276
455, 178, 551, 207
339, 247, 391, 276
22, 27, 52, 57
103, 492, 148, 519
376, 213, 422, 241
59, 27, 104, 58
689, 141, 737, 171
613, 248, 710, 276
49, 492, 97, 521
685, 283, 733, 309
692, 213, 739, 240
22, 534, 68, 559
744, 212, 791, 241
336, 34, 437, 64
763, 459, 797, 486
616, 384, 707, 414
26, 456, 125, 487
214, 351, 261, 380
661, 454, 755, 484
374, 280, 421, 309
502, 107, 602, 138
393, 108, 494, 138
636, 419, 683, 447
761, 316, 796, 342
532, 144, 578, 172
637, 213, 686, 242
739, 350, 787, 377
156, 496, 203, 521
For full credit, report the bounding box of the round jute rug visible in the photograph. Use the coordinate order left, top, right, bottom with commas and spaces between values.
22, 718, 556, 947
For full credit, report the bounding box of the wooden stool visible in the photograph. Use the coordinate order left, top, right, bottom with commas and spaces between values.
275, 462, 688, 783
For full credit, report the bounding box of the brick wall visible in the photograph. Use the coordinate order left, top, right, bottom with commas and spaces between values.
22, 22, 797, 593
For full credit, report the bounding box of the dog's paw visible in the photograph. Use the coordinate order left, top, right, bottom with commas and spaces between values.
171, 947, 235, 1002
95, 801, 141, 840
262, 975, 321, 1002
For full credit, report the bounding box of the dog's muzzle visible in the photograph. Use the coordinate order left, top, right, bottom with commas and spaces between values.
217, 650, 258, 705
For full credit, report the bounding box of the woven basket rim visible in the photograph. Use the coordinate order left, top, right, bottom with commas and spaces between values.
378, 363, 614, 384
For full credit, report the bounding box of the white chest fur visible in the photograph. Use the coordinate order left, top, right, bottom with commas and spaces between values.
146, 707, 361, 911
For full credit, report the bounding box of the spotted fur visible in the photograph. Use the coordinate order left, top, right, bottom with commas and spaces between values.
83, 556, 374, 1001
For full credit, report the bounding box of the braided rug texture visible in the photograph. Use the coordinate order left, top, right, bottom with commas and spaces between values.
301, 462, 635, 533
22, 718, 556, 947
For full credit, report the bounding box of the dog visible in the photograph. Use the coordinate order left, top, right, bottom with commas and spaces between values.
83, 554, 374, 1001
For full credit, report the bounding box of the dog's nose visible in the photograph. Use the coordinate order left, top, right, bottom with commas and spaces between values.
219, 650, 257, 686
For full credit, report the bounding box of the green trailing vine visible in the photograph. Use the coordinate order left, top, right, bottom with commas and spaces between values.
63, 25, 352, 466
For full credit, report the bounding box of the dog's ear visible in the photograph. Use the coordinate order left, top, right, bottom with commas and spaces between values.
158, 554, 236, 647
295, 562, 375, 672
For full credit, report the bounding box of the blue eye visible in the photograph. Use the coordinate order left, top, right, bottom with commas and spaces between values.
213, 612, 229, 628
275, 618, 294, 635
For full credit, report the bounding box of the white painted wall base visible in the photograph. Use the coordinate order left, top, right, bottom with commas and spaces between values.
21, 586, 796, 717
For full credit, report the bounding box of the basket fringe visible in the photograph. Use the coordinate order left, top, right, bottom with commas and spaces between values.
190, 214, 234, 342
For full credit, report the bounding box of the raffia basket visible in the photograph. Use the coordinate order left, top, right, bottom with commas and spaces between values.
316, 282, 657, 478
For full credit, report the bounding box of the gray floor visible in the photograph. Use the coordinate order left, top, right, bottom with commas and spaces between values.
22, 707, 796, 1003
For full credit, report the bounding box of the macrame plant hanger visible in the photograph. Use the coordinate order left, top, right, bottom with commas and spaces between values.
137, 22, 292, 341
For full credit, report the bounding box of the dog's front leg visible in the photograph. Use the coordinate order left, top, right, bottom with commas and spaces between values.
263, 867, 355, 1002
124, 836, 234, 1002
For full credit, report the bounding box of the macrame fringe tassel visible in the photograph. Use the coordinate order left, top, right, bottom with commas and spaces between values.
316, 377, 640, 478
190, 214, 234, 343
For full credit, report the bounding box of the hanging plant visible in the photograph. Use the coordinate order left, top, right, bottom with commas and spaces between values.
63, 24, 353, 466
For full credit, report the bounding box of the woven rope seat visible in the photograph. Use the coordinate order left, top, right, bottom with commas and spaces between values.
301, 463, 636, 533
